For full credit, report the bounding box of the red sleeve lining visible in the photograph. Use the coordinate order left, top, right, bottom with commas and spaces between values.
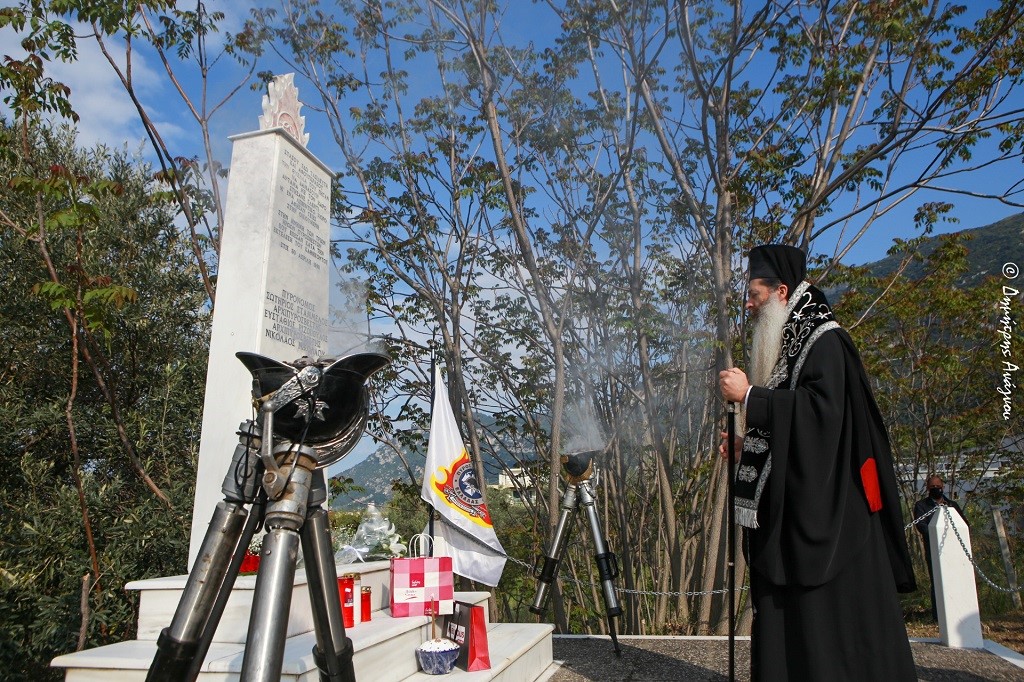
860, 457, 882, 512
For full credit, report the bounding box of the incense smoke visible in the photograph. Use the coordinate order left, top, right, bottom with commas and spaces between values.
329, 276, 375, 357
562, 401, 606, 454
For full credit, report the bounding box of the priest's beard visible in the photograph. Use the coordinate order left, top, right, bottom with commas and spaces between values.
750, 294, 789, 386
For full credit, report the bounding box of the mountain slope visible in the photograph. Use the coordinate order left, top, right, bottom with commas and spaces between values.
332, 427, 536, 510
862, 212, 1023, 286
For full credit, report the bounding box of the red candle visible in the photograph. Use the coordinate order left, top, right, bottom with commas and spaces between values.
338, 576, 355, 628
361, 586, 371, 622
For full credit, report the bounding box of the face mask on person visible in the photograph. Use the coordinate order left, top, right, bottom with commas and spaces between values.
929, 486, 944, 500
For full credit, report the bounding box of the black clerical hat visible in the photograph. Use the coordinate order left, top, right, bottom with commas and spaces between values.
748, 244, 806, 291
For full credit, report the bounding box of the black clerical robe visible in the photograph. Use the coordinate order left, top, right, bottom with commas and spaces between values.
744, 328, 916, 682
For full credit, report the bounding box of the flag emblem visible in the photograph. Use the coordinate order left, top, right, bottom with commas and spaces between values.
430, 451, 493, 527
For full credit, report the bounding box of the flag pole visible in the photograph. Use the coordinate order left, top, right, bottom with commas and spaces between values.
427, 347, 436, 557
418, 330, 508, 587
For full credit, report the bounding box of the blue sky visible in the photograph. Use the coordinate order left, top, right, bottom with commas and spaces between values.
2, 1, 1020, 268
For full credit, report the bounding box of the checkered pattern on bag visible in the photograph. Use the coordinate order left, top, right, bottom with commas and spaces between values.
389, 556, 455, 617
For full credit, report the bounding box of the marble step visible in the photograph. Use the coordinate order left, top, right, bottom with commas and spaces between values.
53, 621, 554, 682
128, 560, 394, 643
401, 622, 554, 682
52, 591, 494, 681
54, 556, 554, 682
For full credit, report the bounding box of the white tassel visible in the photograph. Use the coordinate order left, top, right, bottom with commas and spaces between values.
736, 506, 759, 529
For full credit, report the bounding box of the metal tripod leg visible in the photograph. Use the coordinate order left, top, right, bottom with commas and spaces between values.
301, 472, 355, 682
241, 446, 316, 681
576, 480, 622, 656
530, 484, 580, 616
530, 479, 622, 656
184, 503, 263, 681
147, 422, 262, 682
240, 445, 355, 682
146, 500, 249, 680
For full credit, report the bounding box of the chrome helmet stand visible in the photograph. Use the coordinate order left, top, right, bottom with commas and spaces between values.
146, 351, 389, 682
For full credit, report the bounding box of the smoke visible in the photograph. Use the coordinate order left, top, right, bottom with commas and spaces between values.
561, 400, 606, 454
328, 275, 373, 357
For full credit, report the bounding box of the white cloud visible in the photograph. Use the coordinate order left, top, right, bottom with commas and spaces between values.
1, 19, 183, 151
208, 0, 264, 43
0, 9, 268, 156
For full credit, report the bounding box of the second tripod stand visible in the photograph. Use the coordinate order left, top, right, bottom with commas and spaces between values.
530, 449, 622, 656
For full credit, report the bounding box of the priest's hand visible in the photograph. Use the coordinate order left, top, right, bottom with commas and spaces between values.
719, 431, 743, 462
718, 367, 750, 404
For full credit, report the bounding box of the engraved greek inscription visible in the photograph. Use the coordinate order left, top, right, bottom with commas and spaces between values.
262, 287, 328, 353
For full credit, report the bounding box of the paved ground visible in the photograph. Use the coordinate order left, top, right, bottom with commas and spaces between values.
549, 636, 1024, 681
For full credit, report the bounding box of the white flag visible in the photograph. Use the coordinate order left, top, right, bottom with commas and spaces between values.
421, 366, 506, 586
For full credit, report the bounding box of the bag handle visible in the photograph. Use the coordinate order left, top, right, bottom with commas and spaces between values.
408, 533, 433, 558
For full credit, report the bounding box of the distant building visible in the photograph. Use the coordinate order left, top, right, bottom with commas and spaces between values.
491, 466, 539, 504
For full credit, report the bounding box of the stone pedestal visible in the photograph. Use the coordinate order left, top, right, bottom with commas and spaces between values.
52, 565, 557, 682
930, 506, 984, 648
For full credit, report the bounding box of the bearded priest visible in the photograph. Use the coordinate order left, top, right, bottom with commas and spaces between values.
719, 244, 917, 681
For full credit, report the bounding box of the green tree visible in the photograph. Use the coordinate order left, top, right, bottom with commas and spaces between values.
0, 120, 209, 680
829, 233, 1023, 609
8, 0, 1022, 643
833, 233, 1021, 509
1, 0, 264, 306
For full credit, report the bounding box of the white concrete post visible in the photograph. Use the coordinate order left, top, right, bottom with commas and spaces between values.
929, 505, 984, 648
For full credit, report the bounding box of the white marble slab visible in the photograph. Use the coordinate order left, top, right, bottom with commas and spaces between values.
128, 561, 394, 643
51, 591, 500, 682
189, 124, 334, 567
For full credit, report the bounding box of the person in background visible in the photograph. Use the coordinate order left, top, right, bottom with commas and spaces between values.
913, 473, 968, 621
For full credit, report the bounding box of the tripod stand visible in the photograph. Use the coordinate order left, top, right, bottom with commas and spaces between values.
530, 449, 622, 657
146, 351, 389, 682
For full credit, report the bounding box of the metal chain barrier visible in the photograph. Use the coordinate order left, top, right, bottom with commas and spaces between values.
619, 586, 745, 597
941, 505, 1022, 595
905, 505, 939, 530
906, 504, 1020, 594
543, 503, 1017, 598
433, 514, 747, 597
541, 565, 746, 598
433, 503, 1018, 598
534, 504, 1024, 599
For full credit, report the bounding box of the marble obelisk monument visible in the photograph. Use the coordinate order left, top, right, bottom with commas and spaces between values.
189, 74, 334, 567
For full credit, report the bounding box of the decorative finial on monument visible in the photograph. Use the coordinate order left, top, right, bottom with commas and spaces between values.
259, 73, 310, 147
